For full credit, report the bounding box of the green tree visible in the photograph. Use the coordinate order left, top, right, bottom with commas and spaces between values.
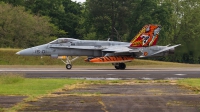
152, 0, 200, 64
85, 0, 132, 41
0, 0, 25, 6
0, 3, 65, 48
61, 0, 83, 38
169, 0, 200, 63
0, 0, 83, 38
24, 0, 83, 38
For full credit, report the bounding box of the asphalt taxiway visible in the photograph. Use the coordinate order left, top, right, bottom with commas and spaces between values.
0, 67, 200, 80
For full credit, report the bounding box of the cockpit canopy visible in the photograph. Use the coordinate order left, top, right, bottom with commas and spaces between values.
49, 38, 79, 44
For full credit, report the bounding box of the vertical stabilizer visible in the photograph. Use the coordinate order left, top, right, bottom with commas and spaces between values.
130, 24, 161, 47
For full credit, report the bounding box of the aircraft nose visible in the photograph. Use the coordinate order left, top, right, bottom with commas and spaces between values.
16, 51, 20, 55
16, 48, 33, 56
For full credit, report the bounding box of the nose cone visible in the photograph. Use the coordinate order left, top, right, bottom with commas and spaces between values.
16, 51, 20, 55
16, 48, 33, 56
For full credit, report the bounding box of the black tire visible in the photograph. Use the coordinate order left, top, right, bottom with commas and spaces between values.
66, 64, 72, 69
119, 63, 126, 70
115, 66, 120, 69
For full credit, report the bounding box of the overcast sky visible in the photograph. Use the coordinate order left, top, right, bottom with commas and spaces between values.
71, 0, 86, 3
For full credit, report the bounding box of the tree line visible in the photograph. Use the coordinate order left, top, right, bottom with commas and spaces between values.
0, 0, 200, 64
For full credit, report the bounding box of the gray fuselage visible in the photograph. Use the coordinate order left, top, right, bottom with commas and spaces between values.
17, 38, 173, 58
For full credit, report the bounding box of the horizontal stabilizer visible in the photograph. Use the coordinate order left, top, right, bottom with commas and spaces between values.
151, 44, 181, 56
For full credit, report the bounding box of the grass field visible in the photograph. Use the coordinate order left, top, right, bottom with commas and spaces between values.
178, 79, 200, 92
0, 74, 200, 96
0, 74, 79, 96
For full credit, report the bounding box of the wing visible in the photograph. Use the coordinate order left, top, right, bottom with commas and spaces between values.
102, 46, 143, 57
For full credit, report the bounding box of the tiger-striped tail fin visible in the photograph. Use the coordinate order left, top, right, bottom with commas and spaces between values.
130, 24, 161, 47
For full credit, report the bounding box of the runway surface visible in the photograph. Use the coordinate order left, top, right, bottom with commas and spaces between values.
0, 67, 200, 80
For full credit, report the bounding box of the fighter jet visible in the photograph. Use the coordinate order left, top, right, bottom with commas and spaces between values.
16, 24, 180, 70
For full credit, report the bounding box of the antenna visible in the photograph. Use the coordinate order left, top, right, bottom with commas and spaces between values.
114, 27, 121, 41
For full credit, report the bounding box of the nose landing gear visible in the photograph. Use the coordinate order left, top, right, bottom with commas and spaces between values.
66, 64, 72, 69
61, 56, 79, 70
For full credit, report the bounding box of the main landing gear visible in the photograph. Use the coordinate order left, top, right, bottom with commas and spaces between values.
112, 63, 126, 70
61, 56, 79, 70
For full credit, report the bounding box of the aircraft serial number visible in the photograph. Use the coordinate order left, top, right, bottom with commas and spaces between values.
35, 50, 46, 54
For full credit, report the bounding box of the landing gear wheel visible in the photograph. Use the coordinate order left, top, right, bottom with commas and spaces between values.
61, 56, 79, 70
113, 63, 126, 70
66, 64, 72, 70
119, 63, 126, 70
115, 66, 120, 69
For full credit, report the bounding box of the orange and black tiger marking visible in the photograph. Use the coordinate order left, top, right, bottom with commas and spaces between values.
87, 56, 134, 63
130, 24, 161, 47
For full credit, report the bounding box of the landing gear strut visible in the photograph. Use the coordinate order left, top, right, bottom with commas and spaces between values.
61, 56, 79, 70
113, 63, 126, 70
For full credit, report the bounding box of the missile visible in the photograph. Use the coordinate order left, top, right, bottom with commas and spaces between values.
85, 56, 134, 63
